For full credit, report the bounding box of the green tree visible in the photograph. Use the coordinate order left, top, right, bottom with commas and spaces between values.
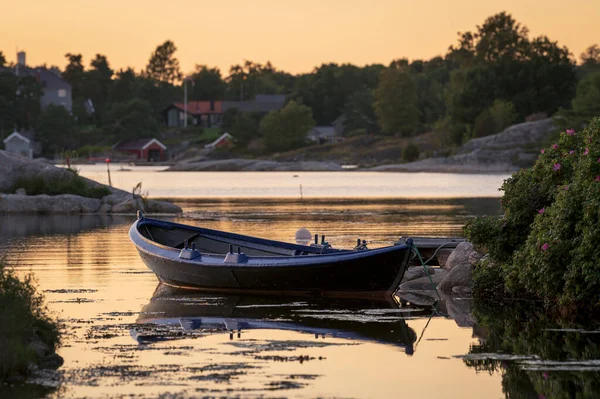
557, 71, 600, 129
145, 40, 182, 84
103, 99, 159, 142
84, 54, 113, 118
0, 71, 18, 135
473, 108, 495, 138
0, 51, 6, 68
62, 53, 85, 98
36, 104, 76, 156
488, 99, 517, 133
260, 101, 314, 152
579, 44, 600, 77
343, 89, 379, 134
190, 65, 226, 100
230, 112, 261, 147
108, 68, 137, 104
445, 12, 576, 135
15, 76, 43, 130
373, 62, 419, 136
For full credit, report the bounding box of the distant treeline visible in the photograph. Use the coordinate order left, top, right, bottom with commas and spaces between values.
1, 11, 599, 156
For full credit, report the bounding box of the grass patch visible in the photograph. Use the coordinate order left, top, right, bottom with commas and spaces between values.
0, 260, 60, 381
10, 171, 110, 199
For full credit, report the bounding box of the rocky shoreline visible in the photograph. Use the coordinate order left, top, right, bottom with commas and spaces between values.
166, 159, 344, 172
0, 150, 181, 214
166, 119, 555, 174
397, 242, 481, 311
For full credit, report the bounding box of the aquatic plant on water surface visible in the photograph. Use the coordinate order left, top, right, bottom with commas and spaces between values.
465, 117, 600, 310
465, 302, 600, 399
0, 259, 60, 381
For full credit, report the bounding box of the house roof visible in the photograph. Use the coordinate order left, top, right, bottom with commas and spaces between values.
15, 66, 71, 91
3, 130, 35, 144
113, 138, 167, 151
223, 95, 286, 114
205, 133, 233, 148
169, 101, 223, 115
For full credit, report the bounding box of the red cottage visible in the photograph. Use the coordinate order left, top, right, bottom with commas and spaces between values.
113, 138, 167, 162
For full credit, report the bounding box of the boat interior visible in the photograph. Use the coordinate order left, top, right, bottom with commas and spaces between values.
139, 221, 341, 257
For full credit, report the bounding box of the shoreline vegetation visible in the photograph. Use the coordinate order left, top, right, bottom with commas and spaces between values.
165, 118, 555, 173
0, 259, 62, 383
466, 118, 600, 313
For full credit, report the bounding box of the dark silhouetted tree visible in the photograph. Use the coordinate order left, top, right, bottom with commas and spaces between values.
374, 62, 419, 136
145, 40, 182, 84
260, 101, 314, 152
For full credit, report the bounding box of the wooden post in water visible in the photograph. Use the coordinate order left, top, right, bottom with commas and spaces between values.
105, 158, 112, 187
299, 184, 303, 200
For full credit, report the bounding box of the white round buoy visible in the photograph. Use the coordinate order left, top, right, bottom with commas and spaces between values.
295, 228, 312, 245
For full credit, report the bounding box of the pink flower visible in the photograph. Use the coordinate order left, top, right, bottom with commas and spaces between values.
538, 208, 545, 214
542, 243, 549, 251
589, 137, 593, 144
564, 185, 569, 190
566, 129, 575, 136
543, 372, 549, 380
569, 150, 575, 155
552, 144, 559, 149
598, 158, 600, 163
541, 149, 545, 154
584, 148, 589, 155
596, 176, 600, 182
553, 163, 561, 171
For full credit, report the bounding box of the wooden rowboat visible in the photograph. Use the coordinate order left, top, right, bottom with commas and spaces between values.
129, 213, 413, 297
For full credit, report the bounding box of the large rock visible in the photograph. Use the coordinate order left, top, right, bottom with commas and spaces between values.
370, 118, 555, 173
0, 150, 113, 193
0, 150, 181, 214
440, 292, 475, 327
437, 262, 473, 294
398, 269, 448, 291
401, 266, 437, 283
443, 242, 474, 270
146, 199, 183, 214
28, 338, 50, 358
396, 291, 438, 307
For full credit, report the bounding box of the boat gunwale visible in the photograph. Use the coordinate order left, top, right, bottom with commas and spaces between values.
130, 218, 412, 268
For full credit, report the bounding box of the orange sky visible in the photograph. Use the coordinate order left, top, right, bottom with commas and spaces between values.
2, 0, 598, 76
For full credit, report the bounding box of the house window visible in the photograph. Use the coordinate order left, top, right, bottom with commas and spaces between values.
58, 89, 67, 98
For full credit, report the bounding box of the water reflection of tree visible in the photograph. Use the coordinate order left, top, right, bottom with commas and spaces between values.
465, 302, 600, 398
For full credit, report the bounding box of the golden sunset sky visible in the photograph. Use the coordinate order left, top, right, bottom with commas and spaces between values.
2, 0, 598, 75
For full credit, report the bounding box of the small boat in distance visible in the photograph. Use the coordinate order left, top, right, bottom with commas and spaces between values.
129, 212, 413, 298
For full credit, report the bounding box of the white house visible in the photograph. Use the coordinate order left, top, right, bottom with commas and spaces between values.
3, 130, 41, 159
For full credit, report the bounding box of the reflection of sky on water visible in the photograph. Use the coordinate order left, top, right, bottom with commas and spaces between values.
0, 199, 507, 398
73, 164, 510, 199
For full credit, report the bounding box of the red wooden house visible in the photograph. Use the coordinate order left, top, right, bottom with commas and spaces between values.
113, 138, 167, 162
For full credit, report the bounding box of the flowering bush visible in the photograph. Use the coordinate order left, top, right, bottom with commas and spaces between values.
466, 117, 600, 307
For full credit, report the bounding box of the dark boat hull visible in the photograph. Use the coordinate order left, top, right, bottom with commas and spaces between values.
130, 217, 412, 297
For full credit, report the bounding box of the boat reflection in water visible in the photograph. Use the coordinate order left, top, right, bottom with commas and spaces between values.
134, 284, 421, 355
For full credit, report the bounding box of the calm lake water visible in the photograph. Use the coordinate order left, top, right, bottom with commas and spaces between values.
1, 176, 599, 398
72, 164, 509, 198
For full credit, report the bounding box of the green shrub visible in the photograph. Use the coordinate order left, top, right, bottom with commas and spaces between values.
10, 173, 111, 199
402, 142, 420, 162
465, 117, 600, 308
489, 99, 517, 133
473, 108, 495, 138
0, 260, 60, 381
